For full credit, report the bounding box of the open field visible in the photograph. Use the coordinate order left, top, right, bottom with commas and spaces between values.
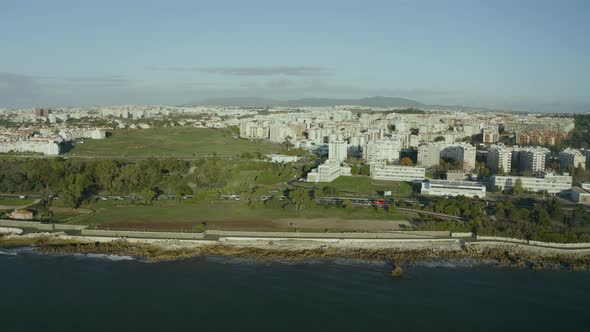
0, 198, 36, 206
69, 200, 411, 232
66, 127, 280, 157
0, 198, 36, 207
297, 176, 413, 197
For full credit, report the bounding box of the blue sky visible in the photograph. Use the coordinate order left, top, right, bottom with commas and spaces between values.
1, 0, 589, 112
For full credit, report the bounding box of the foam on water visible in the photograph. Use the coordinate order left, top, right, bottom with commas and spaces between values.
74, 253, 137, 261
0, 250, 18, 256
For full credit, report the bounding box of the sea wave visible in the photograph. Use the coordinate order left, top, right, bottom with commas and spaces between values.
0, 250, 18, 256
75, 253, 137, 261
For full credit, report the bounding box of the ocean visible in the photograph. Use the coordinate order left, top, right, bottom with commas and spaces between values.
1, 248, 589, 332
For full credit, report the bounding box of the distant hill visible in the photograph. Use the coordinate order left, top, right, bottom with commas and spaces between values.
197, 97, 280, 107
193, 96, 423, 108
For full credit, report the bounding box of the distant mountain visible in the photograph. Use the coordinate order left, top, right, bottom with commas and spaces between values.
282, 96, 423, 108
193, 96, 423, 108
197, 97, 280, 107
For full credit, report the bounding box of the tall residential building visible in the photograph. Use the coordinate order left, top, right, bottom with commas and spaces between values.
487, 145, 512, 174
559, 148, 587, 170
512, 147, 550, 174
417, 143, 443, 168
363, 138, 402, 164
440, 143, 476, 171
328, 140, 348, 163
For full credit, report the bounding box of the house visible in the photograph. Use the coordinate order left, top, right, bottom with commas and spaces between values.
10, 209, 34, 220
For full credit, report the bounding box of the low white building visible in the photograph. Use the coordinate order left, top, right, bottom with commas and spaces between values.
570, 186, 590, 205
370, 162, 425, 182
267, 154, 299, 163
421, 179, 486, 198
492, 174, 572, 194
306, 160, 351, 183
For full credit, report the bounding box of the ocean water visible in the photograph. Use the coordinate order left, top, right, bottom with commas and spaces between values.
1, 248, 589, 332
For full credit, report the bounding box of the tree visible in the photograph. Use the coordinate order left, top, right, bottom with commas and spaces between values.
532, 204, 551, 225
94, 160, 119, 194
288, 188, 311, 212
400, 157, 413, 166
140, 188, 157, 205
434, 136, 445, 142
513, 179, 524, 195
359, 164, 370, 176
322, 186, 338, 196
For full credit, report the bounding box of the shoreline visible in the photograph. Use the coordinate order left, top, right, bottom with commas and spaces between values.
2, 231, 590, 270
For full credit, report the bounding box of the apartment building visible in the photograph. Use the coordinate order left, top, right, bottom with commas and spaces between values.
363, 138, 402, 164
512, 147, 550, 174
487, 145, 512, 174
559, 148, 587, 170
440, 143, 476, 171
328, 140, 348, 163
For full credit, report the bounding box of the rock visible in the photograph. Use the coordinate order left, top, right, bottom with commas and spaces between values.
392, 265, 403, 277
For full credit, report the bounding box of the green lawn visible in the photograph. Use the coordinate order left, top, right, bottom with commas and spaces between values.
70, 200, 408, 231
0, 198, 36, 207
298, 176, 413, 197
66, 127, 280, 157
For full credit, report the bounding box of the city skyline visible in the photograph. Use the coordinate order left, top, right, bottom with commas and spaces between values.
1, 0, 589, 112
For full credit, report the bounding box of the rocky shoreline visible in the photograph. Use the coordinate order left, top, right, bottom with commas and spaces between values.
2, 233, 590, 271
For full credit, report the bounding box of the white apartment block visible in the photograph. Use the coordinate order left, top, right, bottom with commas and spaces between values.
421, 179, 486, 198
239, 121, 269, 139
513, 147, 550, 174
559, 148, 587, 170
328, 140, 348, 163
370, 162, 426, 182
487, 145, 512, 174
417, 143, 443, 168
492, 174, 572, 194
440, 143, 476, 171
269, 125, 295, 143
363, 138, 402, 164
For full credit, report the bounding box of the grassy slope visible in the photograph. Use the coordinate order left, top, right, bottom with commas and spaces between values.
69, 200, 408, 231
298, 176, 413, 197
66, 127, 280, 157
0, 198, 36, 206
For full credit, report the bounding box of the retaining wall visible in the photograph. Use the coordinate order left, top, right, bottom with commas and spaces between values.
0, 227, 23, 235
80, 229, 205, 240
206, 230, 446, 239
0, 220, 88, 231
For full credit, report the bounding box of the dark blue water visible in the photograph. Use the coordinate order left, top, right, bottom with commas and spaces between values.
1, 248, 589, 332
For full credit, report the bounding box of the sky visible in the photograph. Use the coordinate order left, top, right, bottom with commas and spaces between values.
1, 0, 589, 112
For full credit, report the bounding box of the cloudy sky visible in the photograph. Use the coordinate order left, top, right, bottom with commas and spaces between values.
1, 0, 589, 112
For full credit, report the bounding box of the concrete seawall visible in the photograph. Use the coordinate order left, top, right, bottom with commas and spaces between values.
205, 230, 449, 239
0, 227, 23, 235
80, 229, 205, 240
0, 220, 88, 231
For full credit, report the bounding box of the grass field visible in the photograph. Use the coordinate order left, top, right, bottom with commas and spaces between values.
298, 176, 413, 197
0, 198, 36, 207
66, 127, 280, 157
70, 200, 409, 232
